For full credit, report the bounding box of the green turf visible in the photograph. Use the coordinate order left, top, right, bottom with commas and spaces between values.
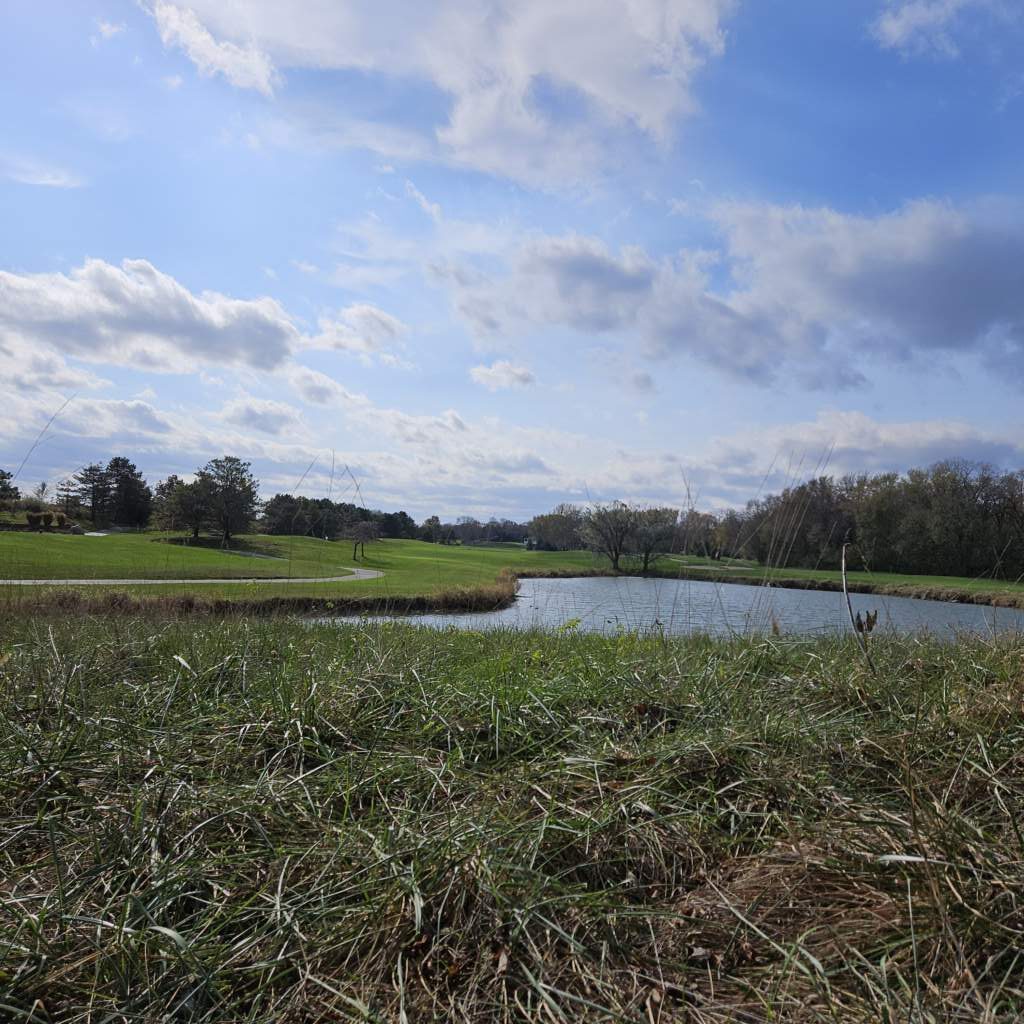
0, 534, 600, 602
2, 618, 1022, 1020
0, 531, 361, 580
671, 552, 1024, 598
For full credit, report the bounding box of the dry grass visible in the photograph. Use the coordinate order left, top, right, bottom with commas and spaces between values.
1, 620, 1023, 1022
0, 572, 517, 619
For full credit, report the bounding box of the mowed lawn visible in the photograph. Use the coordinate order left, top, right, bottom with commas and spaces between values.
0, 532, 361, 581
0, 534, 600, 600
670, 553, 1024, 599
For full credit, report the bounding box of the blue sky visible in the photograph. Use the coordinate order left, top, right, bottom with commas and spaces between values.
2, 0, 1023, 520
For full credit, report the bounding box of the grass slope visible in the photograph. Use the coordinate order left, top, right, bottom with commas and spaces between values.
670, 554, 1024, 605
0, 537, 600, 612
0, 532, 360, 581
4, 533, 1024, 614
2, 619, 1022, 1021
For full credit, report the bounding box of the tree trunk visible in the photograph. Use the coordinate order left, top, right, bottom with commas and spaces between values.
352, 541, 359, 560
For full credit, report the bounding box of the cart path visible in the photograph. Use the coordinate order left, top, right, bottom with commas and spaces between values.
0, 567, 383, 586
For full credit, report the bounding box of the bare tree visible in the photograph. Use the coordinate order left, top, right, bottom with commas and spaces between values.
630, 507, 678, 572
349, 520, 380, 560
581, 501, 635, 571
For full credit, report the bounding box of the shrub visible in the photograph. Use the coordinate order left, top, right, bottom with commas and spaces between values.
41, 511, 54, 528
26, 512, 42, 529
56, 512, 67, 527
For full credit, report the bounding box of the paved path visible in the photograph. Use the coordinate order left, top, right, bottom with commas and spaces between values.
0, 568, 383, 586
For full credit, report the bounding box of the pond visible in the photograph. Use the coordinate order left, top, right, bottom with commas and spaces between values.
336, 576, 1024, 637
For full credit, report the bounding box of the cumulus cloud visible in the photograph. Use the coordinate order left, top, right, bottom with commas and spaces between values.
309, 303, 407, 359
469, 360, 535, 391
446, 198, 1024, 388
287, 365, 352, 405
147, 0, 735, 186
221, 396, 303, 435
0, 258, 301, 372
152, 1, 279, 96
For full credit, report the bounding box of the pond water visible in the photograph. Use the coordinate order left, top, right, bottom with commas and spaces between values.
338, 576, 1024, 638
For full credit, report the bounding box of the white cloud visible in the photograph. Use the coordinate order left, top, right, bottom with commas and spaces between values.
871, 0, 990, 56
309, 302, 407, 359
221, 396, 304, 436
0, 258, 300, 372
287, 365, 353, 405
405, 180, 442, 223
0, 154, 84, 189
147, 0, 735, 186
152, 1, 279, 96
444, 198, 1024, 388
97, 20, 126, 39
162, 74, 184, 90
469, 360, 536, 391
91, 20, 126, 46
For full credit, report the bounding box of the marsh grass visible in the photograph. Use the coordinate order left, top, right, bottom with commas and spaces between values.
2, 618, 1023, 1021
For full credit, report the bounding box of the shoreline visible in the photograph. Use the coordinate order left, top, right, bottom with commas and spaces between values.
3, 562, 1023, 618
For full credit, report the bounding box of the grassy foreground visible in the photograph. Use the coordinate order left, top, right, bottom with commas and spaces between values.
2, 618, 1023, 1021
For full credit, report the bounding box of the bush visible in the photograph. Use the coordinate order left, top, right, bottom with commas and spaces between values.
41, 511, 54, 528
56, 512, 67, 527
25, 512, 42, 530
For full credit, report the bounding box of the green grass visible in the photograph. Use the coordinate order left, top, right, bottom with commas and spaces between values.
0, 532, 361, 581
0, 535, 600, 607
671, 553, 1024, 603
2, 618, 1023, 1021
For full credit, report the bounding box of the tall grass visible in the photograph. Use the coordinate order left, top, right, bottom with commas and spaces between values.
2, 618, 1023, 1021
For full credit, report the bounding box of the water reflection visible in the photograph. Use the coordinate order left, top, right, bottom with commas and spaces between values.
328, 576, 1024, 637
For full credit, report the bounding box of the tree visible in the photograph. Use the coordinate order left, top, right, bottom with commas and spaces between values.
421, 515, 442, 543
105, 457, 153, 528
261, 494, 310, 537
630, 507, 678, 571
32, 481, 49, 501
55, 478, 81, 518
200, 457, 260, 544
348, 520, 380, 560
0, 469, 19, 514
529, 504, 584, 550
155, 475, 213, 539
379, 510, 418, 539
582, 502, 635, 571
75, 463, 111, 526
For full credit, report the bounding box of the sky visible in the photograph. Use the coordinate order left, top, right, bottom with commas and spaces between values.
2, 0, 1024, 521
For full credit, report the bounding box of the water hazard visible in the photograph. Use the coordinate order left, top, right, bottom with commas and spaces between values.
337, 576, 1024, 637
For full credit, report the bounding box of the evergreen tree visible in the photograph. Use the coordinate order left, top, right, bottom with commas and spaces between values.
74, 463, 111, 526
200, 456, 260, 544
105, 457, 153, 528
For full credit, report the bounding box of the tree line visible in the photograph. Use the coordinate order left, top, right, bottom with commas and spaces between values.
528, 459, 1024, 579
8, 454, 1022, 578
